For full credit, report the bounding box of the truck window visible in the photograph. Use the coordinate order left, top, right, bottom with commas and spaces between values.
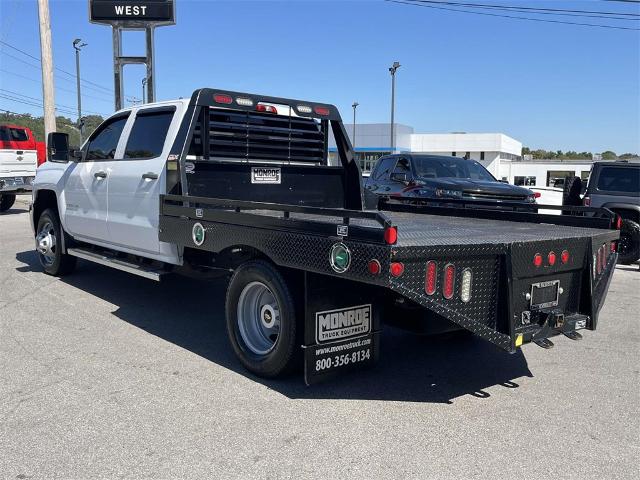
86, 115, 129, 161
372, 157, 396, 180
0, 127, 28, 142
596, 166, 640, 193
124, 109, 175, 159
393, 158, 411, 175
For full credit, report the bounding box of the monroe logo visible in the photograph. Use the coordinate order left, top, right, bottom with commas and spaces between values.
251, 167, 281, 184
316, 304, 371, 343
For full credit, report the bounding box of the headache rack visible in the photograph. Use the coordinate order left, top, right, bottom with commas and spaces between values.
166, 88, 364, 210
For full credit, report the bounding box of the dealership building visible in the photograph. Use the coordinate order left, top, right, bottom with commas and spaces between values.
329, 123, 600, 187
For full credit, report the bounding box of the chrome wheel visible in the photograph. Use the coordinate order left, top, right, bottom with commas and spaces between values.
237, 281, 281, 355
36, 220, 56, 266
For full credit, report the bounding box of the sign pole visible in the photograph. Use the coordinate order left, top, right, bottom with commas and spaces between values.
112, 28, 123, 111
145, 27, 155, 104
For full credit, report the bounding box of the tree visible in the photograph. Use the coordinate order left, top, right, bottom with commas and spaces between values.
601, 150, 617, 160
0, 111, 104, 145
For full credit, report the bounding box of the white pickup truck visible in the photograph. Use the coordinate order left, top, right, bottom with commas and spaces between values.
30, 89, 619, 384
0, 124, 39, 212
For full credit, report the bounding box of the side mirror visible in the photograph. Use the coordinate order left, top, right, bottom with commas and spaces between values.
47, 132, 70, 162
499, 179, 509, 183
391, 172, 409, 184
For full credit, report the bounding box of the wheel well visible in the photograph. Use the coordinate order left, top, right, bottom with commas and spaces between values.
32, 190, 59, 231
610, 208, 639, 224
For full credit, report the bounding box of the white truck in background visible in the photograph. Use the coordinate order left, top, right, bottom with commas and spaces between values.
0, 124, 40, 212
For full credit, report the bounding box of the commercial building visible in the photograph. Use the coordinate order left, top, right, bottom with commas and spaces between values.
329, 123, 621, 187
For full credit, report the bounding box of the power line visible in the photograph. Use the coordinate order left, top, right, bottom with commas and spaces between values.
0, 68, 113, 104
407, 0, 640, 18
387, 0, 640, 30
0, 89, 107, 116
0, 39, 114, 94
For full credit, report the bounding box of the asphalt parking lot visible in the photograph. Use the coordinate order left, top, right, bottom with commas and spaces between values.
1, 197, 638, 479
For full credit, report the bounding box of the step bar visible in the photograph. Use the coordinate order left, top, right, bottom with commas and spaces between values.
67, 247, 168, 281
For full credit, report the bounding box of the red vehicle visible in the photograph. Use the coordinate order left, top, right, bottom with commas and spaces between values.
0, 124, 43, 212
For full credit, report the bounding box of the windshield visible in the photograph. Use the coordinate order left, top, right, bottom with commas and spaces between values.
412, 156, 495, 181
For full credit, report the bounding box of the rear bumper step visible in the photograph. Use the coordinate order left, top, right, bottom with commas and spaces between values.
67, 247, 169, 281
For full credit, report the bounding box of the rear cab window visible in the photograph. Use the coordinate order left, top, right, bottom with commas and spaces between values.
596, 166, 640, 194
124, 108, 175, 159
371, 157, 396, 181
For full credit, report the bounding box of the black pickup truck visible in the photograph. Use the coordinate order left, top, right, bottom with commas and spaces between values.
38, 88, 620, 385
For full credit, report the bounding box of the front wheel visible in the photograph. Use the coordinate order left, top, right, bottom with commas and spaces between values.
0, 193, 16, 212
225, 260, 300, 378
36, 208, 77, 276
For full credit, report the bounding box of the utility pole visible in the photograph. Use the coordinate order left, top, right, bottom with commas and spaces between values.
389, 61, 400, 152
351, 101, 359, 150
73, 39, 87, 143
142, 77, 147, 104
37, 0, 56, 143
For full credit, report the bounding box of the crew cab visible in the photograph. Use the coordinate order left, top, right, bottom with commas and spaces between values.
31, 88, 619, 385
365, 154, 537, 205
0, 124, 40, 212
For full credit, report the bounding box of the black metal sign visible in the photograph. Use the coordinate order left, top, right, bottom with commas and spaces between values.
89, 0, 175, 26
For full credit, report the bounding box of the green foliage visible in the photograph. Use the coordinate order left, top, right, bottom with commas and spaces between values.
522, 147, 638, 160
0, 112, 104, 146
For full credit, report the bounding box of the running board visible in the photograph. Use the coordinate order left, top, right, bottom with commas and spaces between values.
67, 248, 168, 281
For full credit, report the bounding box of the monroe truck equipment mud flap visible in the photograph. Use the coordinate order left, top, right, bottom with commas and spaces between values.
301, 272, 381, 385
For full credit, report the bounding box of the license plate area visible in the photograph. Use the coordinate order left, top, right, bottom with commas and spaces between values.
530, 280, 560, 311
14, 177, 24, 185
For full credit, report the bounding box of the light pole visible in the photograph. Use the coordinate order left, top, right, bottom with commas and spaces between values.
351, 101, 359, 150
142, 77, 147, 104
389, 61, 400, 152
73, 38, 87, 142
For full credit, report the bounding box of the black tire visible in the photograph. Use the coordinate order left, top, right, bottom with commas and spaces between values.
225, 260, 301, 378
35, 208, 77, 276
617, 219, 640, 265
0, 193, 16, 212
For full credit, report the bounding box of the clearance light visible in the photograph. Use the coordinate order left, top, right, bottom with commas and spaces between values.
384, 226, 398, 245
611, 242, 616, 253
425, 261, 437, 295
460, 268, 473, 303
314, 106, 330, 116
330, 243, 351, 273
616, 215, 622, 230
297, 105, 312, 113
600, 244, 607, 272
443, 264, 456, 300
533, 253, 543, 268
548, 251, 557, 266
213, 94, 233, 104
390, 262, 404, 277
596, 247, 603, 275
592, 254, 597, 279
235, 97, 253, 106
368, 259, 381, 275
561, 250, 570, 264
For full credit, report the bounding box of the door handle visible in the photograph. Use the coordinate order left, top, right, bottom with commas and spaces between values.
94, 171, 107, 179
142, 172, 159, 180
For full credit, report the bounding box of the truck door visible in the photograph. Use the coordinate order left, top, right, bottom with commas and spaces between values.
388, 157, 413, 197
106, 106, 177, 255
365, 156, 396, 194
63, 114, 129, 242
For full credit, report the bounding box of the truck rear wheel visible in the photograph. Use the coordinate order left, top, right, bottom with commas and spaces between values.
618, 219, 640, 265
0, 193, 16, 212
225, 260, 300, 378
36, 208, 77, 276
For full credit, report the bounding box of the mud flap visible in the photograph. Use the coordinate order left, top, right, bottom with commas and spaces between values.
302, 272, 381, 385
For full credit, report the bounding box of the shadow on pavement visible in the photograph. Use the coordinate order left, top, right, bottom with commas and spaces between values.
16, 249, 532, 404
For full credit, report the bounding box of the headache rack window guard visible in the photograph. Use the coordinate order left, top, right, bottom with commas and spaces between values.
161, 194, 393, 229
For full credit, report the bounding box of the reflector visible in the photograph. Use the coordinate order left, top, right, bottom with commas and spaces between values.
384, 227, 398, 245
548, 251, 557, 266
561, 250, 570, 264
368, 259, 381, 275
390, 262, 404, 277
443, 264, 455, 299
533, 253, 543, 267
425, 261, 437, 295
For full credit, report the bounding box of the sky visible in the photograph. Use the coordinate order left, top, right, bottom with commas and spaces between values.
0, 0, 638, 153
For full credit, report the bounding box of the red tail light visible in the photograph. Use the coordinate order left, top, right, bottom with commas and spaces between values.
615, 215, 622, 230
256, 104, 278, 114
390, 262, 404, 277
611, 242, 616, 253
534, 192, 541, 198
548, 251, 557, 266
425, 261, 437, 295
314, 106, 330, 116
533, 253, 543, 268
368, 259, 381, 275
443, 264, 455, 299
213, 94, 233, 104
384, 226, 398, 245
561, 250, 570, 264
